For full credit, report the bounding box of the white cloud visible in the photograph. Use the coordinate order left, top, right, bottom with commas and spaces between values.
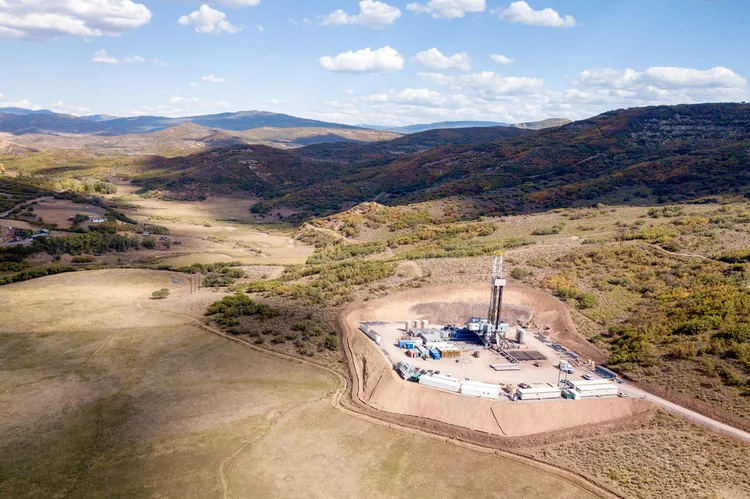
412, 48, 471, 71
202, 74, 225, 83
169, 96, 200, 104
494, 1, 577, 28
153, 58, 167, 67
0, 95, 42, 110
178, 5, 240, 35
50, 101, 91, 115
320, 0, 401, 29
425, 71, 544, 96
92, 50, 118, 64
209, 0, 260, 8
406, 0, 485, 20
575, 66, 746, 90
122, 55, 146, 63
490, 54, 514, 64
319, 46, 405, 74
256, 24, 264, 32
92, 51, 146, 64
188, 82, 198, 87
0, 0, 151, 40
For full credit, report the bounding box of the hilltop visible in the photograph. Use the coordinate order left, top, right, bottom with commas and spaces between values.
133, 103, 750, 216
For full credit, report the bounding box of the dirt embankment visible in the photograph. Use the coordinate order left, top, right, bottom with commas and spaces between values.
339, 283, 650, 440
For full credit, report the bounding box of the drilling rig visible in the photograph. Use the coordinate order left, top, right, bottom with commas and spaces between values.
488, 252, 506, 330
466, 253, 511, 347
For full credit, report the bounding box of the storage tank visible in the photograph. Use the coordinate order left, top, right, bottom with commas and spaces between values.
421, 319, 429, 329
516, 328, 526, 344
412, 319, 419, 330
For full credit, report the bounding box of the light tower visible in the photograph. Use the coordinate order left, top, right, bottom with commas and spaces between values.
488, 252, 506, 329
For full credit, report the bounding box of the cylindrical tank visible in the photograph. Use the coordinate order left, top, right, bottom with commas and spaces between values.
405, 321, 411, 334
412, 319, 419, 330
516, 328, 526, 344
421, 319, 429, 328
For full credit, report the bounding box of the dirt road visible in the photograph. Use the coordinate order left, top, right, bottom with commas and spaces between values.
617, 383, 750, 444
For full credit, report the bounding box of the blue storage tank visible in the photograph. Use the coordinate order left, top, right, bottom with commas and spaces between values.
429, 348, 441, 360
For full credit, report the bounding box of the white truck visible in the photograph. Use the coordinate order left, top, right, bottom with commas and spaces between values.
558, 360, 574, 374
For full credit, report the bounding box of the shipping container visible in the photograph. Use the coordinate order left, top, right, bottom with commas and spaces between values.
429, 348, 441, 360
419, 373, 460, 393
398, 339, 420, 349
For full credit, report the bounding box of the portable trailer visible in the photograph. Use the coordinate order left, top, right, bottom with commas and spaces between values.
429, 348, 442, 360
419, 373, 460, 393
359, 324, 382, 345
569, 379, 618, 398
460, 380, 501, 399
515, 385, 561, 400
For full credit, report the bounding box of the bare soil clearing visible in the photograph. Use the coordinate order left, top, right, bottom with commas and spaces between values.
340, 283, 644, 438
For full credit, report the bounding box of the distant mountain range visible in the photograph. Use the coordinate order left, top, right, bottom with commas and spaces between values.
0, 107, 570, 137
363, 118, 570, 134
0, 108, 364, 135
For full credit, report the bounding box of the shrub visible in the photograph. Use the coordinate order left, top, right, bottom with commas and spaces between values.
324, 334, 339, 350
151, 288, 170, 299
510, 267, 534, 280
205, 292, 279, 319
71, 255, 96, 263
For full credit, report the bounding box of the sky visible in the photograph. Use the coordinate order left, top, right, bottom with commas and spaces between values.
0, 0, 748, 126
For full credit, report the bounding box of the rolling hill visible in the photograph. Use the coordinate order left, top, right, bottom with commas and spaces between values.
365, 118, 570, 134
133, 103, 750, 216
0, 109, 368, 136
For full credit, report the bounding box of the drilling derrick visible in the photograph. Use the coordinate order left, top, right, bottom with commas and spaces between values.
488, 253, 506, 329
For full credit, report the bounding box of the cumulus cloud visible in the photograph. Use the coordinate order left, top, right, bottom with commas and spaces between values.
0, 0, 151, 40
320, 0, 401, 29
178, 5, 240, 35
576, 66, 746, 90
92, 50, 118, 64
494, 1, 577, 28
319, 46, 405, 74
202, 74, 225, 83
188, 82, 198, 87
153, 58, 167, 66
406, 0, 485, 20
490, 54, 515, 64
412, 48, 471, 71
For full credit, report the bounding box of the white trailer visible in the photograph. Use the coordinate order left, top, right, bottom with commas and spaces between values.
569, 379, 618, 398
491, 363, 521, 372
359, 324, 382, 345
460, 380, 501, 399
516, 385, 561, 400
419, 373, 461, 393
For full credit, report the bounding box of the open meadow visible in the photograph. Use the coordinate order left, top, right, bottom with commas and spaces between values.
0, 269, 607, 498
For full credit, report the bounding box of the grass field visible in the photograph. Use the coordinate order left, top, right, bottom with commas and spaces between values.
0, 269, 603, 498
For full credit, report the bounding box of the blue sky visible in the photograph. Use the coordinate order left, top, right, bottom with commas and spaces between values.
0, 0, 748, 125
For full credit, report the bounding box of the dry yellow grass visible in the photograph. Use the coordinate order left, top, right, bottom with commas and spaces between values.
0, 269, 604, 498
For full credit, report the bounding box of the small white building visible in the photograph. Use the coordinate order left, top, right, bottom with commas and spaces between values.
91, 218, 106, 223
419, 373, 461, 393
569, 379, 618, 398
516, 385, 561, 400
461, 380, 501, 399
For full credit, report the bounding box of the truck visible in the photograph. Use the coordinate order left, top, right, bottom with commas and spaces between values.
558, 360, 574, 374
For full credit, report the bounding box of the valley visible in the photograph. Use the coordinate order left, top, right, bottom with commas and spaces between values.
1, 103, 749, 498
